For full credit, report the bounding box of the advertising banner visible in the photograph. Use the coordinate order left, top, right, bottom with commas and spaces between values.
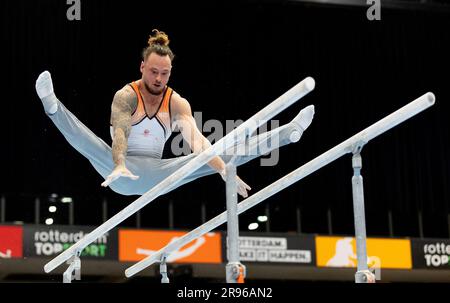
411, 238, 450, 269
315, 236, 412, 269
0, 225, 23, 259
223, 233, 316, 265
23, 225, 118, 260
119, 229, 222, 264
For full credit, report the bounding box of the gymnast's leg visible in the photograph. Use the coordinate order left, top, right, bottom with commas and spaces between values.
35, 71, 115, 171
35, 71, 146, 195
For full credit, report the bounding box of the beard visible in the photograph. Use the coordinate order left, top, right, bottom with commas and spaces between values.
144, 81, 164, 95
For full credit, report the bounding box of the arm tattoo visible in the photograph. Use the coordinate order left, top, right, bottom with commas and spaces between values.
111, 87, 136, 166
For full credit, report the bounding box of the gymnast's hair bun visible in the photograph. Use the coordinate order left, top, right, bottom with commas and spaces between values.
148, 29, 170, 47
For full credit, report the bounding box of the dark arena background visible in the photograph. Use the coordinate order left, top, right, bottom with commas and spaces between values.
1, 0, 450, 289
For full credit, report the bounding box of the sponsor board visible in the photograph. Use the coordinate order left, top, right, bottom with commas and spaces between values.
0, 225, 23, 259
222, 233, 316, 265
23, 225, 118, 260
316, 236, 412, 269
119, 229, 222, 264
411, 238, 450, 269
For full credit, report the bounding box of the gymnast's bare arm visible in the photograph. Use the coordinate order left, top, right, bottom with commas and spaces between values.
101, 86, 140, 187
171, 93, 251, 198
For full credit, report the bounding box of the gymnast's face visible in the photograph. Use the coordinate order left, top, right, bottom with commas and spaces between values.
140, 53, 172, 95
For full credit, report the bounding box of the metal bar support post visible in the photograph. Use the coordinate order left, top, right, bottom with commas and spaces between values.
351, 142, 375, 283
225, 162, 246, 283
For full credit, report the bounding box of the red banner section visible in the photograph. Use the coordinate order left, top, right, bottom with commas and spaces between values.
0, 225, 23, 259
